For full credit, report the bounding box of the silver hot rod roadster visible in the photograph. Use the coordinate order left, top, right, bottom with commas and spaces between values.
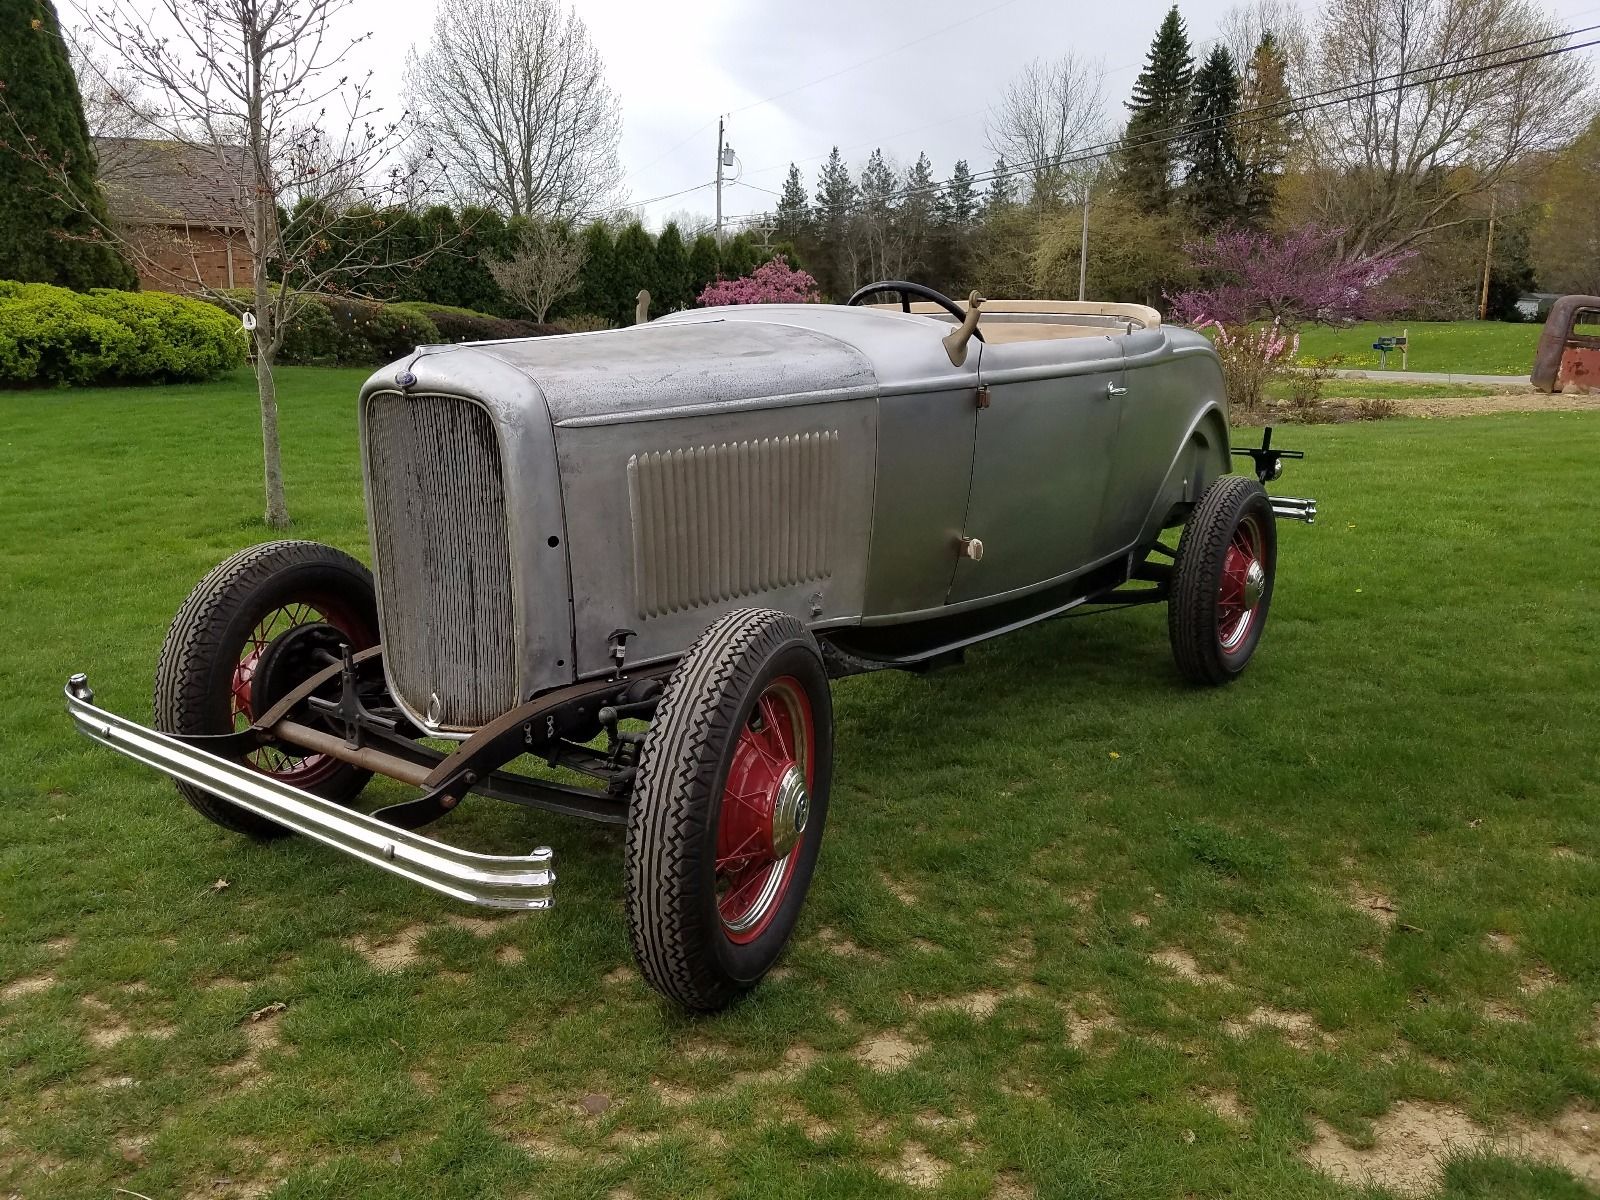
67, 282, 1314, 1010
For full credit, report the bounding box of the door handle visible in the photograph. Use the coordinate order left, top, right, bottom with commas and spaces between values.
1106, 382, 1129, 397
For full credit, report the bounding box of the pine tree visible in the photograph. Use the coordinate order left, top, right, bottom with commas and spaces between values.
653, 221, 689, 312
774, 163, 810, 243
573, 221, 616, 319
687, 232, 719, 301
813, 146, 857, 298
940, 159, 979, 229
858, 148, 896, 212
611, 221, 656, 324
983, 157, 1015, 217
1184, 44, 1243, 228
1118, 5, 1194, 213
1237, 32, 1291, 228
0, 0, 136, 289
814, 147, 857, 231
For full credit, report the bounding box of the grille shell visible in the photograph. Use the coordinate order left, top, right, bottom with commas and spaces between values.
363, 391, 518, 729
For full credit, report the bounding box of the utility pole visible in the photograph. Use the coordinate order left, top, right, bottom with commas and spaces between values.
1078, 182, 1090, 302
715, 116, 725, 247
1477, 192, 1497, 321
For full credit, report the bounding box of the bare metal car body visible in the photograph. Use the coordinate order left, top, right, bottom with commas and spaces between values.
66, 294, 1314, 952
364, 300, 1243, 734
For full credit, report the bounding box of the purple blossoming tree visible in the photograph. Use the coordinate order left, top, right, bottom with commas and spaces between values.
1169, 225, 1414, 329
698, 255, 821, 307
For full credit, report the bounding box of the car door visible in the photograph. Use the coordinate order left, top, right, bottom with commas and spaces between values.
946, 335, 1126, 605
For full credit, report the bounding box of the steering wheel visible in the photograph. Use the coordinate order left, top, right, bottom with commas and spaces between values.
845, 280, 985, 342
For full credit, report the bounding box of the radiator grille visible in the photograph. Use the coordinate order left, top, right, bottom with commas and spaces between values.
364, 392, 517, 728
628, 432, 838, 618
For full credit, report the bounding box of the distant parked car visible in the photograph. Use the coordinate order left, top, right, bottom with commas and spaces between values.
68, 282, 1315, 1010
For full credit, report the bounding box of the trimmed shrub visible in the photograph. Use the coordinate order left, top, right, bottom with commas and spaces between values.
0, 281, 244, 387
392, 301, 558, 342
200, 293, 551, 365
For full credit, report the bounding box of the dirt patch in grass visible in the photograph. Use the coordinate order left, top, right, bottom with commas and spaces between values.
1519, 966, 1559, 996
348, 923, 430, 970
2, 972, 55, 1000
993, 1168, 1036, 1198
915, 985, 1035, 1018
1486, 931, 1518, 953
1389, 393, 1600, 418
444, 913, 502, 937
1482, 999, 1528, 1024
883, 1141, 948, 1187
814, 926, 883, 961
854, 1032, 920, 1072
879, 871, 918, 905
495, 944, 525, 966
1151, 947, 1229, 986
79, 996, 136, 1048
1224, 1007, 1328, 1049
1198, 1088, 1250, 1123
1345, 885, 1398, 928
1302, 1100, 1600, 1195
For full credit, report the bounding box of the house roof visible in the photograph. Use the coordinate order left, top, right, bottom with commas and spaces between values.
95, 137, 250, 231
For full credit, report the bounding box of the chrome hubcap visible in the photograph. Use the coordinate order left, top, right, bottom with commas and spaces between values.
769, 764, 810, 859
1243, 560, 1266, 609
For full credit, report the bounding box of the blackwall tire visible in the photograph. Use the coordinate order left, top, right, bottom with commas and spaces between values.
153, 540, 380, 838
624, 608, 834, 1011
1168, 476, 1277, 686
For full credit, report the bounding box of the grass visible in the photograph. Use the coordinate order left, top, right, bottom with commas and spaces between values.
3, 368, 1600, 1200
1293, 321, 1541, 376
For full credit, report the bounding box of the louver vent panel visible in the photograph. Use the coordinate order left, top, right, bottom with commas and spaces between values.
628, 432, 838, 619
364, 392, 517, 728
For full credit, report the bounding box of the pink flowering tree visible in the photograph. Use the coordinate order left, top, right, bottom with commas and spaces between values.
698, 255, 821, 306
1169, 225, 1415, 329
1169, 225, 1415, 413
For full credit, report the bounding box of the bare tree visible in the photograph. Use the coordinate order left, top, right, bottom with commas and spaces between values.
1298, 0, 1582, 259
486, 222, 587, 323
985, 52, 1108, 206
7, 0, 442, 528
1217, 0, 1310, 82
405, 0, 622, 220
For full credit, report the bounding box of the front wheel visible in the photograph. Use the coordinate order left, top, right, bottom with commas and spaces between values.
1168, 475, 1277, 685
624, 608, 833, 1010
154, 540, 380, 838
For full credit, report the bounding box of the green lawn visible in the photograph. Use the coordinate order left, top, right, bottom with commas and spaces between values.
3, 368, 1599, 1200
1293, 321, 1542, 376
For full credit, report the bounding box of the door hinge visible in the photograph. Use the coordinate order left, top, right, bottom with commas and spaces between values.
976, 385, 991, 409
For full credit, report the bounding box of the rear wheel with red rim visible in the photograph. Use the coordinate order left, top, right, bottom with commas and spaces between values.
154, 541, 380, 838
625, 609, 833, 1011
1168, 476, 1277, 686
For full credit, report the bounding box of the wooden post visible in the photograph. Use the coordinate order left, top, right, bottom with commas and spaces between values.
1478, 194, 1497, 321
1402, 327, 1408, 372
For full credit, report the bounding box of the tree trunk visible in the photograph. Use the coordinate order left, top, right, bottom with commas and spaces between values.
255, 344, 289, 529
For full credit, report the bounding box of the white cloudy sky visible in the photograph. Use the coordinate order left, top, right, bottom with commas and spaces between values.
68, 0, 1600, 228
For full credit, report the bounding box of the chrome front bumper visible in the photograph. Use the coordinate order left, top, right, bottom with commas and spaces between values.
65, 675, 554, 910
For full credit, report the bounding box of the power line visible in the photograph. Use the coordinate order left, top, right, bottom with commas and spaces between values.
717, 23, 1599, 229
727, 0, 1026, 117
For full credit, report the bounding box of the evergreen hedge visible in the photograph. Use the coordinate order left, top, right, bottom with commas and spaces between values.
0, 0, 138, 290
0, 281, 243, 386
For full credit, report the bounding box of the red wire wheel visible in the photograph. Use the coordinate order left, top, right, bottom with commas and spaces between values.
714, 676, 816, 943
1215, 513, 1268, 654
155, 541, 380, 838
228, 595, 376, 786
1168, 475, 1277, 686
626, 609, 834, 1011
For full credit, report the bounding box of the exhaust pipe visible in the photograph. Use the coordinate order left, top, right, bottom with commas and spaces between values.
1271, 495, 1317, 524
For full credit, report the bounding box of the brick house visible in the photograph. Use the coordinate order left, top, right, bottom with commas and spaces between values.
95, 137, 254, 293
